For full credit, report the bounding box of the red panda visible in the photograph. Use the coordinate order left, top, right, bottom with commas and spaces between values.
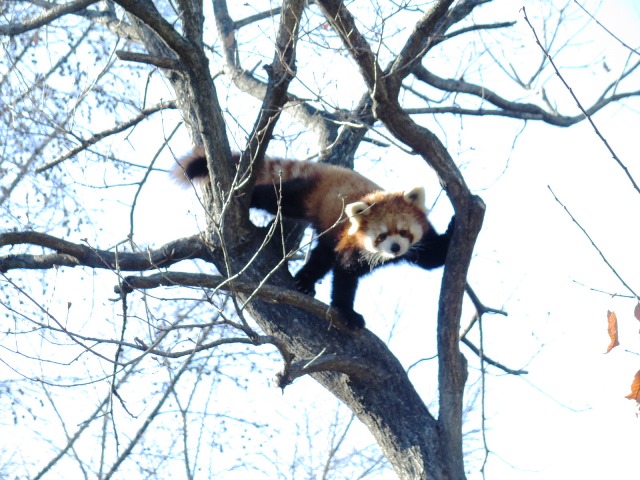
174, 146, 454, 329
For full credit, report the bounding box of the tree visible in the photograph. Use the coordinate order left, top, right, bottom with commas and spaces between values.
1, 1, 638, 479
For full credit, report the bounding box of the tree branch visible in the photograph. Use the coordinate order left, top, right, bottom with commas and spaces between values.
0, 232, 212, 272
112, 0, 195, 62
238, 0, 306, 201
315, 0, 386, 103
548, 186, 638, 300
35, 101, 177, 173
0, 0, 98, 36
386, 0, 456, 94
412, 60, 640, 127
275, 353, 374, 389
233, 7, 283, 30
115, 50, 186, 70
118, 271, 357, 333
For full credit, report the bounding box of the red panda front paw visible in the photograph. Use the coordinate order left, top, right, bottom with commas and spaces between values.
334, 307, 365, 330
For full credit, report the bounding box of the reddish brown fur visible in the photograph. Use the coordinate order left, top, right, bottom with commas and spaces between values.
174, 149, 381, 228
254, 157, 381, 239
174, 148, 427, 247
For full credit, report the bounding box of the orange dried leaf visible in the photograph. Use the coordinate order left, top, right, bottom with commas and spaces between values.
634, 302, 640, 322
606, 310, 619, 353
625, 370, 640, 403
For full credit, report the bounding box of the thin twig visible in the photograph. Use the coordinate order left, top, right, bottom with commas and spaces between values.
461, 337, 528, 375
574, 1, 640, 57
548, 186, 638, 299
35, 101, 178, 173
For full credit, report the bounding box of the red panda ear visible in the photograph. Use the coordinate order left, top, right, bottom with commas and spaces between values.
403, 186, 427, 213
345, 201, 370, 235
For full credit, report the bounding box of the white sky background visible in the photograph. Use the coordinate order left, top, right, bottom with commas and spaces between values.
2, 0, 640, 478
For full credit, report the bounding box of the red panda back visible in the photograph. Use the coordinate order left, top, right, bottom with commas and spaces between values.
252, 156, 381, 237
174, 148, 423, 246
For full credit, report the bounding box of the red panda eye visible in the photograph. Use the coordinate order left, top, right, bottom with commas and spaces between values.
399, 230, 409, 238
376, 233, 387, 244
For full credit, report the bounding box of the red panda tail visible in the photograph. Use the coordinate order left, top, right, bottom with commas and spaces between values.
172, 145, 210, 185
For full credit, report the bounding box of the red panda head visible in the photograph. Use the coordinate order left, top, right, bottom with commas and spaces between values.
344, 186, 430, 263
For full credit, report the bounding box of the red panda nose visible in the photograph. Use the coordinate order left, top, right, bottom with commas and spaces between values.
390, 242, 401, 254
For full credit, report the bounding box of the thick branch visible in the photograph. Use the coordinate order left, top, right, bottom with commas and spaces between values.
412, 65, 640, 127
315, 2, 485, 479
112, 0, 195, 62
0, 232, 212, 272
115, 50, 185, 70
275, 353, 374, 389
386, 0, 455, 94
118, 271, 356, 332
314, 2, 483, 479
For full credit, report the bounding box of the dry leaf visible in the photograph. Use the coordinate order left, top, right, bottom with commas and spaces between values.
606, 310, 619, 353
625, 370, 640, 403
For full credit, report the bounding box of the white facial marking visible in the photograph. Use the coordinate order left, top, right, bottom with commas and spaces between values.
345, 201, 370, 235
362, 224, 412, 259
410, 223, 425, 243
377, 235, 411, 257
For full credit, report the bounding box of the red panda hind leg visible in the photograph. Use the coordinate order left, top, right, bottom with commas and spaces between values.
293, 240, 334, 297
293, 239, 364, 329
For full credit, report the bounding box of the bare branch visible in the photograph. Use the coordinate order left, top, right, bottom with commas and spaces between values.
119, 271, 357, 333
275, 353, 374, 389
0, 232, 212, 272
0, 0, 98, 36
233, 7, 283, 30
548, 186, 638, 300
102, 345, 195, 480
112, 0, 195, 61
211, 0, 339, 152
444, 21, 516, 40
387, 0, 456, 93
315, 0, 386, 101
411, 65, 640, 126
239, 0, 306, 190
35, 101, 177, 173
465, 283, 508, 318
461, 338, 528, 375
32, 369, 135, 480
115, 50, 186, 70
